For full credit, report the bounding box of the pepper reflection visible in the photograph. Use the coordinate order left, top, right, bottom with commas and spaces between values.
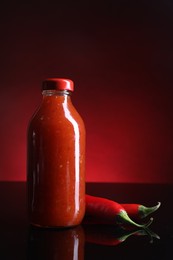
83, 224, 160, 246
28, 225, 85, 260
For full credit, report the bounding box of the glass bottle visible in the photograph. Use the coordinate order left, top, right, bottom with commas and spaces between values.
27, 78, 86, 228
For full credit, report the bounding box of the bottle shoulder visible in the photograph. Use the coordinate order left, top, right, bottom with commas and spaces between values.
28, 98, 85, 130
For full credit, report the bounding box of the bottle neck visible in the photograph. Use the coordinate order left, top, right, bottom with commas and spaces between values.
42, 90, 72, 96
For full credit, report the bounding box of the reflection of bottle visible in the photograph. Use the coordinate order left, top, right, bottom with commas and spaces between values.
27, 78, 86, 228
28, 225, 85, 260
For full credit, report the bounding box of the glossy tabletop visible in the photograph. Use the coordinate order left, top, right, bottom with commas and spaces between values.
0, 182, 172, 259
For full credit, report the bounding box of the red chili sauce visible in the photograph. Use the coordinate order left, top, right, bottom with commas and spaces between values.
27, 79, 85, 228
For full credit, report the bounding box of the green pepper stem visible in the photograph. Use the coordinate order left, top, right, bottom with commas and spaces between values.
118, 210, 153, 228
139, 202, 161, 219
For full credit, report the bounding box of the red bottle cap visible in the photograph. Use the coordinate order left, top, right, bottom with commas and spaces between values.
42, 78, 74, 92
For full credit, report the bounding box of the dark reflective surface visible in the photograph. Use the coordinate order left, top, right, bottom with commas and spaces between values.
0, 182, 173, 259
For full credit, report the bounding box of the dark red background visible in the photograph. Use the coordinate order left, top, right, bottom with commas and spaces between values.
0, 0, 173, 182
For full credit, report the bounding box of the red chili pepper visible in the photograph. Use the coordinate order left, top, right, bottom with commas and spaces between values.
121, 202, 161, 220
85, 194, 153, 228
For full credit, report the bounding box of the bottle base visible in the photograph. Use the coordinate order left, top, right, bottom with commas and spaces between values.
29, 221, 81, 229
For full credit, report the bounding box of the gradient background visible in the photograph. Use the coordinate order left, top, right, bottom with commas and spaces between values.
0, 0, 173, 183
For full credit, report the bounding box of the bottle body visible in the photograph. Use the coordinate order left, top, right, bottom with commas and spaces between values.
27, 84, 85, 228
